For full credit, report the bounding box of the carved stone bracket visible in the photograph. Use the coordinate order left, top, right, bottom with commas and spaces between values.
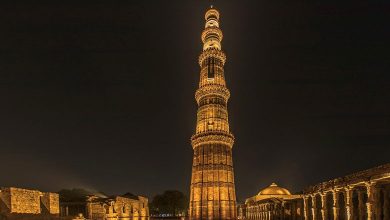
195, 85, 230, 103
191, 132, 234, 148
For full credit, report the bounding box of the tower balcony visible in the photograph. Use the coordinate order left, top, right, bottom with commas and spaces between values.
195, 84, 230, 104
191, 131, 234, 149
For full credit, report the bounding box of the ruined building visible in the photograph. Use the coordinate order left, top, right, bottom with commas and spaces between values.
238, 163, 390, 220
189, 6, 237, 220
60, 192, 149, 220
239, 183, 303, 220
0, 187, 59, 219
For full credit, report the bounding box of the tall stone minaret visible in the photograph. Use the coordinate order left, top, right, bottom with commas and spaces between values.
189, 6, 237, 220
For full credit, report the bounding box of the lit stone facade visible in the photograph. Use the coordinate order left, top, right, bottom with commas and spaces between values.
60, 194, 149, 220
0, 187, 59, 218
239, 164, 390, 220
238, 183, 303, 220
189, 6, 237, 220
303, 163, 390, 220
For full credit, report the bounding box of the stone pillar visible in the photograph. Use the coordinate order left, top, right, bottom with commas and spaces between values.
384, 188, 390, 220
345, 187, 353, 220
312, 195, 317, 220
320, 193, 328, 220
292, 201, 296, 220
260, 206, 262, 220
303, 196, 309, 220
375, 187, 382, 220
357, 190, 365, 220
332, 190, 339, 220
366, 183, 377, 220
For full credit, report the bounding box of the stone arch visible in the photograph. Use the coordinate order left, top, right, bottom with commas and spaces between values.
315, 194, 322, 220
352, 189, 360, 220
378, 187, 385, 220
326, 192, 334, 220
307, 196, 313, 220
338, 191, 346, 220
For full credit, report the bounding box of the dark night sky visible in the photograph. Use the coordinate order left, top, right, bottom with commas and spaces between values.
0, 1, 389, 202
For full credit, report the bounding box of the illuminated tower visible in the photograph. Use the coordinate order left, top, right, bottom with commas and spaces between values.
189, 6, 237, 220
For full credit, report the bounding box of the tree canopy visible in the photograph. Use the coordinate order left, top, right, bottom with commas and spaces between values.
150, 190, 188, 216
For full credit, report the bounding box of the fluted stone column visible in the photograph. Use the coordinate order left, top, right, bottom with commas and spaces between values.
332, 191, 339, 220
263, 206, 265, 220
320, 193, 327, 220
357, 190, 365, 220
345, 187, 353, 220
304, 196, 309, 220
259, 206, 261, 220
375, 187, 382, 220
366, 183, 376, 220
312, 195, 317, 220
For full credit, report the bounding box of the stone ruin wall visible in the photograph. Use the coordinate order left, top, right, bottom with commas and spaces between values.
0, 187, 59, 216
6, 187, 41, 214
0, 188, 11, 213
115, 196, 149, 217
83, 196, 149, 219
41, 192, 60, 214
137, 196, 149, 216
89, 202, 106, 219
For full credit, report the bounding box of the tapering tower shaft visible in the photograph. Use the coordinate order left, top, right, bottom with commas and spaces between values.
189, 7, 237, 220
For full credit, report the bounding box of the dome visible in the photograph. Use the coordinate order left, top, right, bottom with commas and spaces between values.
258, 183, 291, 196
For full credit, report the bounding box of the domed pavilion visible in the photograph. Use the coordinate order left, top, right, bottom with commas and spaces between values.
238, 183, 303, 220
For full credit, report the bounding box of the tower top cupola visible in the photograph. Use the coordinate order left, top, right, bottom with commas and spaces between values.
202, 7, 223, 51
204, 7, 220, 28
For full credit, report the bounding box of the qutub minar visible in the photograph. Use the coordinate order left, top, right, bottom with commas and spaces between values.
189, 6, 237, 220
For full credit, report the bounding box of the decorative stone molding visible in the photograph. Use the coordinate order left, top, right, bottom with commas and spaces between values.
195, 85, 230, 103
205, 8, 220, 20
191, 131, 234, 149
201, 27, 223, 43
304, 163, 390, 194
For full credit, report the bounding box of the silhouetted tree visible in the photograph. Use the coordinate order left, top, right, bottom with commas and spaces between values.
150, 190, 188, 216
